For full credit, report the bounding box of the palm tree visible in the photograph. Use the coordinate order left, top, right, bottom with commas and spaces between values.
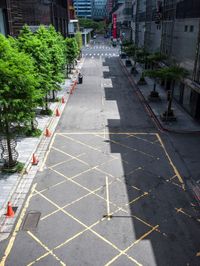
144, 69, 163, 99
146, 52, 167, 69
159, 65, 189, 119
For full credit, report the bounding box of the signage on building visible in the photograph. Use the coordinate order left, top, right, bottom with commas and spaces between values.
112, 13, 117, 39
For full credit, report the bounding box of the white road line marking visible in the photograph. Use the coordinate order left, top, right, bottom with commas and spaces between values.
106, 176, 111, 220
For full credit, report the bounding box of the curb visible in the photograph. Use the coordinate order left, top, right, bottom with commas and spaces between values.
119, 58, 200, 135
0, 72, 80, 241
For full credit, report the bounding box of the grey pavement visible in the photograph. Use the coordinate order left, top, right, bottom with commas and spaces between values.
0, 39, 200, 266
120, 58, 200, 133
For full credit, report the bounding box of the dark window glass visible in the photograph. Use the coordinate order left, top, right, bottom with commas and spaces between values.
190, 25, 194, 32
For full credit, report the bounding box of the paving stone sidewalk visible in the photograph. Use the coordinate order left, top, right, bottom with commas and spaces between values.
0, 60, 84, 241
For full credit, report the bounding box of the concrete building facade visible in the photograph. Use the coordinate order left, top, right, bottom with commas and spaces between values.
128, 0, 200, 120
92, 0, 107, 20
113, 0, 132, 40
73, 0, 93, 18
0, 0, 69, 37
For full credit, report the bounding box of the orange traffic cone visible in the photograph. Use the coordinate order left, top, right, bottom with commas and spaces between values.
6, 202, 15, 218
32, 153, 39, 165
61, 97, 65, 104
55, 108, 60, 117
45, 128, 51, 137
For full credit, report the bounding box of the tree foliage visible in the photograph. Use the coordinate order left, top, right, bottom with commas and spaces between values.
75, 31, 83, 51
65, 37, 79, 66
0, 34, 39, 167
0, 34, 39, 128
79, 18, 105, 33
0, 25, 80, 168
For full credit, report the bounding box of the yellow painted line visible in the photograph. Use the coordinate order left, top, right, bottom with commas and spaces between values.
0, 184, 37, 266
31, 208, 124, 265
48, 153, 85, 169
60, 134, 102, 152
95, 167, 115, 178
128, 134, 157, 145
105, 225, 159, 266
175, 208, 200, 224
106, 176, 111, 220
117, 207, 161, 234
52, 146, 90, 166
39, 133, 56, 172
131, 185, 141, 191
103, 138, 157, 159
51, 166, 160, 234
41, 186, 103, 221
33, 180, 67, 196
167, 174, 177, 181
126, 192, 149, 206
48, 164, 161, 235
156, 134, 185, 190
27, 231, 66, 266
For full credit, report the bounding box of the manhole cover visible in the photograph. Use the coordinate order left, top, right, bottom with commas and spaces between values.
21, 211, 41, 231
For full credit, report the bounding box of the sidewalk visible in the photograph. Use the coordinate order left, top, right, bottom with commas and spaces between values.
0, 59, 84, 241
120, 58, 200, 133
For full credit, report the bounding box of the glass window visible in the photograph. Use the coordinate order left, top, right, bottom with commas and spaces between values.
184, 25, 188, 32
190, 25, 194, 32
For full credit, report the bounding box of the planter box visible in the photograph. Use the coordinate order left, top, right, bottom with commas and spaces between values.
160, 110, 177, 121
148, 91, 161, 101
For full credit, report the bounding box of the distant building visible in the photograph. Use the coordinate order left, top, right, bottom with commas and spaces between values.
92, 0, 107, 20
0, 0, 69, 37
73, 0, 93, 18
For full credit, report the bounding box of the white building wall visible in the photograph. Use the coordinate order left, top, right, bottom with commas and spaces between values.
172, 18, 200, 73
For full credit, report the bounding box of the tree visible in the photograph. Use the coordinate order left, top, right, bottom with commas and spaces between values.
0, 34, 39, 170
79, 18, 105, 33
37, 25, 66, 101
159, 65, 189, 118
144, 69, 163, 99
75, 31, 83, 54
17, 25, 52, 114
65, 37, 79, 73
146, 52, 167, 69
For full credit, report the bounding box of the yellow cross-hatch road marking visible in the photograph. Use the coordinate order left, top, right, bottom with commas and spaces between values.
0, 132, 187, 265
156, 133, 185, 189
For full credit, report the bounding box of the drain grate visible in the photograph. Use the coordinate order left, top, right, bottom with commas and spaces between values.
21, 211, 41, 231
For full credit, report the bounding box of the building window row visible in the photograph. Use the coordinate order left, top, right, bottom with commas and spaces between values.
184, 25, 194, 32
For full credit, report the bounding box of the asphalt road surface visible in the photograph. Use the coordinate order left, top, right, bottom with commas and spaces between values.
0, 37, 200, 266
